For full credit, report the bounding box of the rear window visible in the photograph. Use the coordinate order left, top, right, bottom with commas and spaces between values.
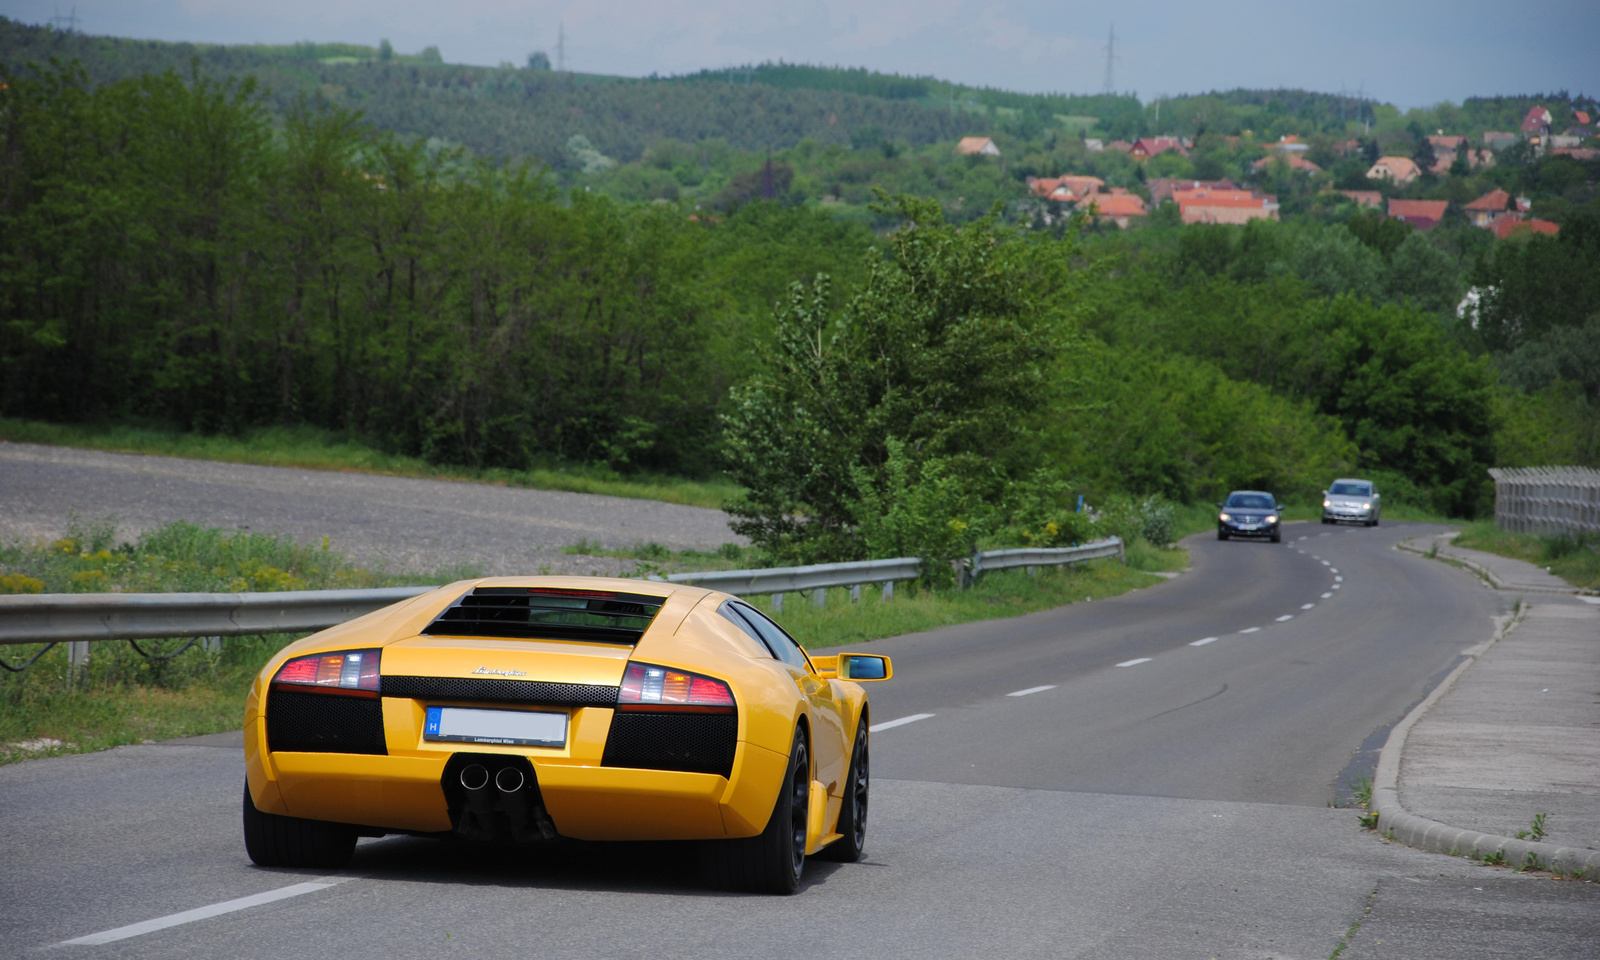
422, 587, 665, 645
1226, 494, 1275, 510
1330, 482, 1372, 496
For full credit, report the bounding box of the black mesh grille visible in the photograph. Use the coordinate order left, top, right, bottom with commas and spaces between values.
602, 712, 737, 778
266, 689, 387, 755
381, 676, 619, 707
422, 587, 664, 644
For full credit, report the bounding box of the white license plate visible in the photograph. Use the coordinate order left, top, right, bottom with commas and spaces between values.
424, 706, 567, 747
1238, 523, 1259, 530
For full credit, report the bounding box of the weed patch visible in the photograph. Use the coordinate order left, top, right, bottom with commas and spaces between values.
1452, 521, 1600, 591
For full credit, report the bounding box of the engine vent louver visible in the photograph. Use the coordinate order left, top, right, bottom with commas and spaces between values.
266, 689, 387, 755
422, 587, 665, 644
602, 712, 737, 778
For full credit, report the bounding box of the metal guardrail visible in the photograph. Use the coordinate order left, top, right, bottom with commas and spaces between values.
1488, 466, 1600, 537
971, 540, 1125, 578
0, 538, 1125, 646
0, 587, 435, 646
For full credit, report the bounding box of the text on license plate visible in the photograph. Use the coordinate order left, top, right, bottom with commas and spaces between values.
424, 706, 567, 747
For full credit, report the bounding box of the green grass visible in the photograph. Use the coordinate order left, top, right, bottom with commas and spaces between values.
0, 518, 474, 764
0, 418, 741, 510
1451, 520, 1600, 591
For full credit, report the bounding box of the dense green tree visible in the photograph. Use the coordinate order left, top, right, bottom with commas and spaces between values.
721, 196, 1070, 563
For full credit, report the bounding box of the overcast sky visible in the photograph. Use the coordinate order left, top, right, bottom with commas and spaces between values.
3, 0, 1595, 109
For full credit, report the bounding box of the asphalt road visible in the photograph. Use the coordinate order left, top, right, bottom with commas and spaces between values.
3, 521, 1596, 958
0, 442, 741, 576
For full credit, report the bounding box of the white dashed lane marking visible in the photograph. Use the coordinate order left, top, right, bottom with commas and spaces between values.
1190, 637, 1219, 646
59, 878, 353, 946
1007, 685, 1056, 697
871, 713, 934, 732
1116, 658, 1152, 667
1322, 592, 1333, 599
1335, 576, 1343, 582
1276, 615, 1294, 622
1332, 584, 1341, 590
1240, 627, 1261, 634
1321, 560, 1330, 566
1330, 568, 1339, 574
1301, 603, 1315, 610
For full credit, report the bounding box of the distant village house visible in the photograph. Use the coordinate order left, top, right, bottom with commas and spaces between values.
955, 136, 1001, 156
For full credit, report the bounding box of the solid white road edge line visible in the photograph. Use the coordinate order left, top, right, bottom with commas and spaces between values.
1240, 627, 1261, 633
1007, 685, 1056, 697
870, 713, 933, 732
1116, 658, 1152, 667
1190, 637, 1219, 646
58, 878, 353, 946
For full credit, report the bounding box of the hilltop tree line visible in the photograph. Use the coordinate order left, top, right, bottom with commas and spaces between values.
3, 55, 1597, 568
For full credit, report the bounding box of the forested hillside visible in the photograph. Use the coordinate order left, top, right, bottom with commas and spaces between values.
3, 23, 1597, 561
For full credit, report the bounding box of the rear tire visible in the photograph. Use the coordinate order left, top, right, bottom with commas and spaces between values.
242, 781, 356, 869
703, 727, 809, 894
816, 719, 868, 863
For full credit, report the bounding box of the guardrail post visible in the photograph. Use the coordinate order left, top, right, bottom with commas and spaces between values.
813, 588, 826, 609
882, 581, 894, 602
68, 640, 89, 679
772, 592, 784, 613
849, 584, 861, 604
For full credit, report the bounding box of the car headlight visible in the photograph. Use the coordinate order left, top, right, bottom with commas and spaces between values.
1218, 513, 1231, 522
1323, 499, 1331, 508
1266, 515, 1278, 523
1362, 502, 1371, 509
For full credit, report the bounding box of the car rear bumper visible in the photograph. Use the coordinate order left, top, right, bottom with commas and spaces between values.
245, 707, 789, 841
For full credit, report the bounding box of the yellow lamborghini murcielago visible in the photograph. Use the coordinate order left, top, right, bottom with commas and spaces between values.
242, 576, 891, 894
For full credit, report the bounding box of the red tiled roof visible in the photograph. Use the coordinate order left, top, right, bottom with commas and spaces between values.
1091, 194, 1148, 217
1522, 107, 1552, 133
1427, 134, 1467, 150
1130, 137, 1187, 159
1389, 199, 1448, 221
1492, 217, 1559, 239
1176, 189, 1275, 209
1554, 147, 1600, 161
1464, 189, 1511, 212
1576, 110, 1591, 126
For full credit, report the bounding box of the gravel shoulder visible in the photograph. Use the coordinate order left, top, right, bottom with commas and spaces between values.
0, 442, 742, 577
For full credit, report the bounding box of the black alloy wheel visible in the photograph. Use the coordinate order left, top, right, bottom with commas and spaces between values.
702, 726, 809, 894
817, 719, 869, 862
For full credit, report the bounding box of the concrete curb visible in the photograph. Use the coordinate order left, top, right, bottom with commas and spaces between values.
1369, 603, 1600, 877
1395, 535, 1578, 596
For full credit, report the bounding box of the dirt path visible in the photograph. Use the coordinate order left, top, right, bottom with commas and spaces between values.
0, 442, 742, 577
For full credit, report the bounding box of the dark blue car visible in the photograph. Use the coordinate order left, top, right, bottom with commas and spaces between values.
1217, 490, 1283, 542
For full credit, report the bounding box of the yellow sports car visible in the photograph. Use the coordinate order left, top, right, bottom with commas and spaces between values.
242, 576, 891, 894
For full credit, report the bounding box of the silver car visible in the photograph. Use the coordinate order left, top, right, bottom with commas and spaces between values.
1322, 479, 1380, 526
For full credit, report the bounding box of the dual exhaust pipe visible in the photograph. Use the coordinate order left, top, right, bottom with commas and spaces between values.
459, 762, 524, 794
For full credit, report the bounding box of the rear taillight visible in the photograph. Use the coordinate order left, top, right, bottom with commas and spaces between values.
271, 649, 381, 697
617, 663, 735, 713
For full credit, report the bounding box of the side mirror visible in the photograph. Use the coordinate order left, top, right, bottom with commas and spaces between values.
837, 653, 892, 681
1321, 490, 1328, 496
